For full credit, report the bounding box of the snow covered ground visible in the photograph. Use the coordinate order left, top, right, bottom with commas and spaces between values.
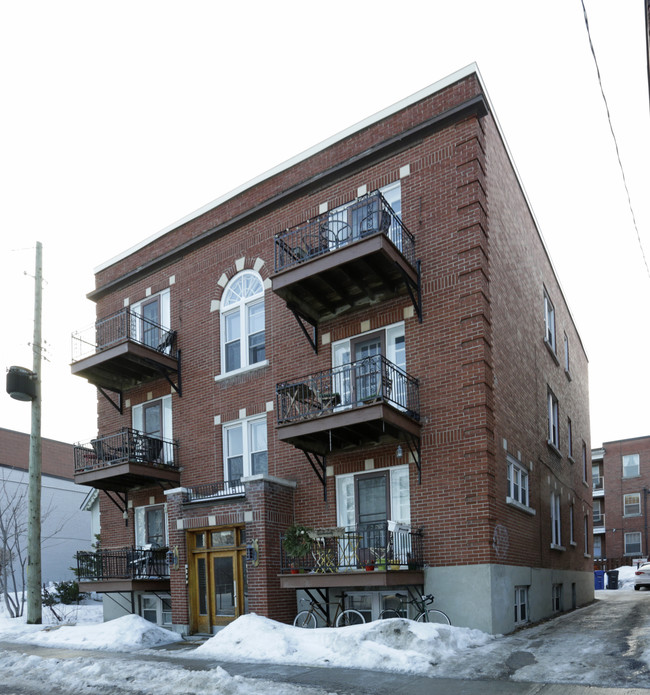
0, 567, 648, 694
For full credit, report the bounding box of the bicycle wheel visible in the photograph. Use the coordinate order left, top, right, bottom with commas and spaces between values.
416, 609, 451, 625
378, 609, 401, 619
335, 609, 365, 627
293, 610, 318, 628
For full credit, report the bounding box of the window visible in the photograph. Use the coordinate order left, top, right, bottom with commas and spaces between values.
593, 499, 603, 525
593, 535, 602, 559
131, 289, 171, 351
624, 531, 642, 556
132, 395, 173, 463
135, 504, 167, 548
567, 418, 573, 459
624, 493, 641, 517
569, 504, 575, 545
584, 515, 589, 555
592, 464, 602, 491
514, 586, 529, 625
220, 271, 265, 374
507, 457, 531, 509
551, 492, 562, 548
563, 332, 570, 373
582, 443, 588, 483
622, 454, 640, 479
552, 584, 563, 612
544, 290, 556, 351
547, 390, 559, 449
332, 322, 406, 409
141, 594, 172, 626
223, 416, 268, 483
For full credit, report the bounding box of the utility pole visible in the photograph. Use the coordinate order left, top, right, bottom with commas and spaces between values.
26, 241, 43, 624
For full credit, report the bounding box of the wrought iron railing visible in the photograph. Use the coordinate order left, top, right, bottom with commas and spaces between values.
71, 307, 176, 363
74, 429, 179, 473
76, 547, 169, 581
276, 355, 419, 425
274, 191, 415, 272
184, 481, 246, 503
280, 523, 423, 573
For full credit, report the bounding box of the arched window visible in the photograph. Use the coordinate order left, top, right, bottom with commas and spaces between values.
221, 271, 265, 373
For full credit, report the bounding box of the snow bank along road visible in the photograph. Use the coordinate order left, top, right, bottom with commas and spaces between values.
0, 590, 649, 694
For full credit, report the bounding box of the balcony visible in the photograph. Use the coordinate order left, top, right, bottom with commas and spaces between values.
71, 308, 180, 398
276, 355, 420, 456
183, 481, 246, 503
272, 192, 420, 328
279, 523, 424, 590
74, 429, 180, 492
593, 475, 604, 497
76, 546, 170, 593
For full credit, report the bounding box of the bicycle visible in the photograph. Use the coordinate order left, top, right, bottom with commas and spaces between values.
378, 592, 451, 625
293, 593, 366, 628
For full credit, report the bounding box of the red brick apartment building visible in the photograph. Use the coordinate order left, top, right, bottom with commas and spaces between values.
70, 64, 592, 635
592, 437, 650, 569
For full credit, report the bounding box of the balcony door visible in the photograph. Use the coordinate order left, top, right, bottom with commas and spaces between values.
352, 332, 384, 404
189, 529, 247, 634
355, 471, 390, 565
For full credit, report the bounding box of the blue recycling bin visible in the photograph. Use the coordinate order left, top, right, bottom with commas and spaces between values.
594, 570, 605, 590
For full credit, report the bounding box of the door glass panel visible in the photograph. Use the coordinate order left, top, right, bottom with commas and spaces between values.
146, 507, 165, 547
211, 530, 235, 547
213, 557, 236, 617
197, 558, 208, 615
142, 299, 160, 348
357, 474, 388, 557
354, 337, 382, 402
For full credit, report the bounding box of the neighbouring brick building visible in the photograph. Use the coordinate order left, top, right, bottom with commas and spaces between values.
71, 64, 592, 635
592, 437, 650, 569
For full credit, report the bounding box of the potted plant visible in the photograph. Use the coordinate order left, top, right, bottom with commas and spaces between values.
283, 523, 313, 571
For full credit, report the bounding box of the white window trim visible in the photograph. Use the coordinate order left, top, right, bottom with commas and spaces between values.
506, 456, 535, 515
551, 492, 564, 550
622, 454, 640, 479
623, 493, 642, 517
544, 290, 556, 353
134, 503, 168, 548
219, 270, 266, 376
624, 531, 642, 556
223, 415, 268, 483
140, 593, 172, 626
547, 391, 559, 450
514, 586, 529, 626
130, 288, 171, 348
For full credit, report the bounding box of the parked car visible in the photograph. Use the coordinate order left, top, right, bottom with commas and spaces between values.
634, 563, 650, 590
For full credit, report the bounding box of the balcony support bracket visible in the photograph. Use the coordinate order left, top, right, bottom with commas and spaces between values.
304, 450, 327, 500
403, 433, 422, 484
98, 387, 123, 415
291, 309, 318, 354
104, 490, 129, 525
150, 349, 182, 396
397, 259, 422, 323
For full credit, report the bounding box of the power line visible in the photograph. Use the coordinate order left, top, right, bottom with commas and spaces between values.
580, 0, 650, 279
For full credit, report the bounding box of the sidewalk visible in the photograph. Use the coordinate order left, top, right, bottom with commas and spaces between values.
1, 640, 648, 695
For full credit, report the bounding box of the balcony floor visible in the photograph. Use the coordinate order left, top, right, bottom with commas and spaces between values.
74, 460, 181, 493
79, 578, 170, 593
279, 569, 424, 590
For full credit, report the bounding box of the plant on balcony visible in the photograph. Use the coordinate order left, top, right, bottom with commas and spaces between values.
283, 523, 314, 559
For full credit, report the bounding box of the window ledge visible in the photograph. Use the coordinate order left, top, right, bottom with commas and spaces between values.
570, 541, 577, 547
567, 455, 575, 464
623, 513, 642, 518
506, 497, 536, 516
550, 543, 566, 552
547, 441, 562, 458
545, 339, 559, 365
215, 360, 269, 382
584, 553, 592, 559
565, 368, 572, 382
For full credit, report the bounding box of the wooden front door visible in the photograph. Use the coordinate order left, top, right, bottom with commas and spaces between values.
189, 528, 247, 634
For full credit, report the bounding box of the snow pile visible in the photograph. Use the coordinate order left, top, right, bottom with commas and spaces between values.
195, 613, 493, 675
612, 564, 638, 590
0, 613, 182, 651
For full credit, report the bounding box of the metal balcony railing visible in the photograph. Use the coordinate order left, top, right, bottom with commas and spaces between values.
593, 512, 605, 526
71, 307, 176, 363
274, 191, 415, 272
276, 355, 419, 425
74, 429, 179, 473
593, 476, 604, 492
183, 481, 246, 503
280, 522, 423, 573
76, 547, 169, 581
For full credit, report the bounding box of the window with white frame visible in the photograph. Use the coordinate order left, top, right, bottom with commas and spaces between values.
582, 443, 588, 483
132, 395, 173, 463
569, 504, 575, 545
551, 492, 562, 548
134, 504, 167, 548
220, 271, 265, 374
593, 535, 602, 558
624, 493, 641, 517
514, 586, 529, 625
507, 456, 531, 510
552, 584, 562, 612
593, 499, 603, 525
622, 454, 640, 479
624, 531, 642, 556
547, 390, 559, 449
584, 515, 589, 555
141, 594, 172, 626
130, 289, 171, 351
223, 416, 268, 483
544, 290, 556, 351
567, 418, 573, 459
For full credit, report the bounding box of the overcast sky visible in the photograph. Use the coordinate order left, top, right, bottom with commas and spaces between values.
0, 1, 648, 450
